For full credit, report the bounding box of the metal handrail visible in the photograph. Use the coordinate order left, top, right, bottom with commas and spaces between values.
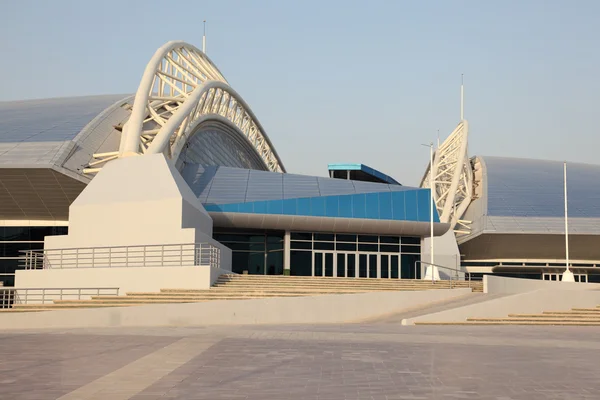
20, 243, 221, 270
0, 287, 119, 308
414, 260, 471, 289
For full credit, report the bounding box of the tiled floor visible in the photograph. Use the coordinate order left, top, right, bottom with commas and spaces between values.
1, 324, 599, 399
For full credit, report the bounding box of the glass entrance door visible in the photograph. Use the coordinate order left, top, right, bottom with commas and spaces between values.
313, 252, 334, 277
379, 254, 400, 279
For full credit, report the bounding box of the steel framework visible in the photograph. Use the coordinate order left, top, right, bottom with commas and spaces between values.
84, 41, 285, 173
420, 120, 473, 234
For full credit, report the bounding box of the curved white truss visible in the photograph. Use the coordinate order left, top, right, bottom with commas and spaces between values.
420, 120, 473, 234
85, 41, 285, 173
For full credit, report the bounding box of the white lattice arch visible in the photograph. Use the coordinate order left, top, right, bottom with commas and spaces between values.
86, 41, 285, 173
420, 120, 473, 233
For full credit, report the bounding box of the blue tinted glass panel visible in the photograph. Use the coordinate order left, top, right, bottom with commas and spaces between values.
338, 195, 353, 218
267, 200, 283, 214
282, 199, 296, 215
310, 197, 326, 217
391, 191, 406, 220
417, 190, 430, 222
325, 196, 339, 217
352, 194, 366, 218
378, 192, 393, 220
365, 193, 379, 219
253, 201, 267, 214
297, 198, 311, 215
237, 202, 254, 213
404, 190, 418, 221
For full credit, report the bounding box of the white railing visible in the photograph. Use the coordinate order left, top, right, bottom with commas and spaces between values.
21, 243, 221, 270
0, 287, 119, 308
414, 261, 473, 289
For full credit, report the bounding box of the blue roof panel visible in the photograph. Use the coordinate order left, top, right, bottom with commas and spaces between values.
327, 163, 401, 185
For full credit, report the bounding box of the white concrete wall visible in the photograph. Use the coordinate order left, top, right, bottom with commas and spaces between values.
0, 288, 471, 330
404, 289, 600, 324
484, 275, 600, 294
421, 229, 461, 277
14, 266, 230, 302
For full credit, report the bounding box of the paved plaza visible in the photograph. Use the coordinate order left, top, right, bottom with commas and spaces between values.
1, 322, 600, 400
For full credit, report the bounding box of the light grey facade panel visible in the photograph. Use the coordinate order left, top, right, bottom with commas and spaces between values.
245, 169, 284, 202
0, 95, 130, 170
316, 177, 357, 197
182, 164, 422, 206
484, 156, 600, 219
460, 156, 600, 250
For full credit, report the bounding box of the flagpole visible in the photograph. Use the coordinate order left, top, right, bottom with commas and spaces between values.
562, 161, 575, 282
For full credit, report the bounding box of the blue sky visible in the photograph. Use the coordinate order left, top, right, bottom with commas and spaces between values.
1, 0, 598, 185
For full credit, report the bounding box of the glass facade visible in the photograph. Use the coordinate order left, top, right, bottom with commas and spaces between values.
0, 226, 68, 286
177, 128, 268, 171
213, 231, 284, 275
290, 232, 421, 279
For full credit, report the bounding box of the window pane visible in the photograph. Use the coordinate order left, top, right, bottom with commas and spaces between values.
290, 251, 312, 276
358, 235, 378, 243
401, 245, 420, 254
314, 253, 323, 276
381, 255, 389, 278
266, 251, 283, 275
336, 243, 356, 251
369, 254, 377, 278
359, 254, 368, 278
380, 236, 400, 244
231, 252, 264, 275
324, 253, 334, 277
380, 244, 400, 253
401, 254, 420, 279
358, 244, 378, 252
291, 241, 312, 250
402, 236, 421, 245
336, 234, 356, 242
337, 253, 346, 277
314, 242, 334, 250
391, 255, 399, 279
314, 233, 334, 242
347, 254, 356, 277
223, 242, 265, 252
291, 232, 312, 241
267, 235, 284, 243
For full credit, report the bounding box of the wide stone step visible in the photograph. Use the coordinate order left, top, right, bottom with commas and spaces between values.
511, 313, 600, 318
12, 303, 139, 309
467, 317, 600, 323
415, 321, 600, 326
128, 290, 374, 297
213, 283, 466, 290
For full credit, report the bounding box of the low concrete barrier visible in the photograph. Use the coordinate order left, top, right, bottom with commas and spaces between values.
484, 275, 600, 294
15, 266, 231, 296
0, 288, 470, 330
403, 288, 600, 325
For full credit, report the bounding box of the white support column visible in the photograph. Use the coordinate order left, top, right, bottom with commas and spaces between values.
424, 142, 440, 281
562, 161, 575, 282
283, 230, 291, 275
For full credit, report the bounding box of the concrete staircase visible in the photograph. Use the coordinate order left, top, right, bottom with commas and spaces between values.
415, 306, 600, 326
3, 275, 482, 312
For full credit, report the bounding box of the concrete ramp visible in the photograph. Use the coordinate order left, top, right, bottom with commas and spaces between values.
0, 288, 471, 331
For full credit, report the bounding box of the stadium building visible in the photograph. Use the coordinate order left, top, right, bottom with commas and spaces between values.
0, 41, 445, 288
0, 40, 598, 287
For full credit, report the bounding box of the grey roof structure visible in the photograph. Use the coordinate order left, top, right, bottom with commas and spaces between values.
461, 156, 600, 240
180, 164, 414, 205
0, 95, 133, 221
0, 94, 132, 180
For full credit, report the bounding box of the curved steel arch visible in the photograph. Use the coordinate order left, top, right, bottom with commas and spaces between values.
87, 41, 285, 173
420, 120, 473, 234
178, 116, 272, 171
